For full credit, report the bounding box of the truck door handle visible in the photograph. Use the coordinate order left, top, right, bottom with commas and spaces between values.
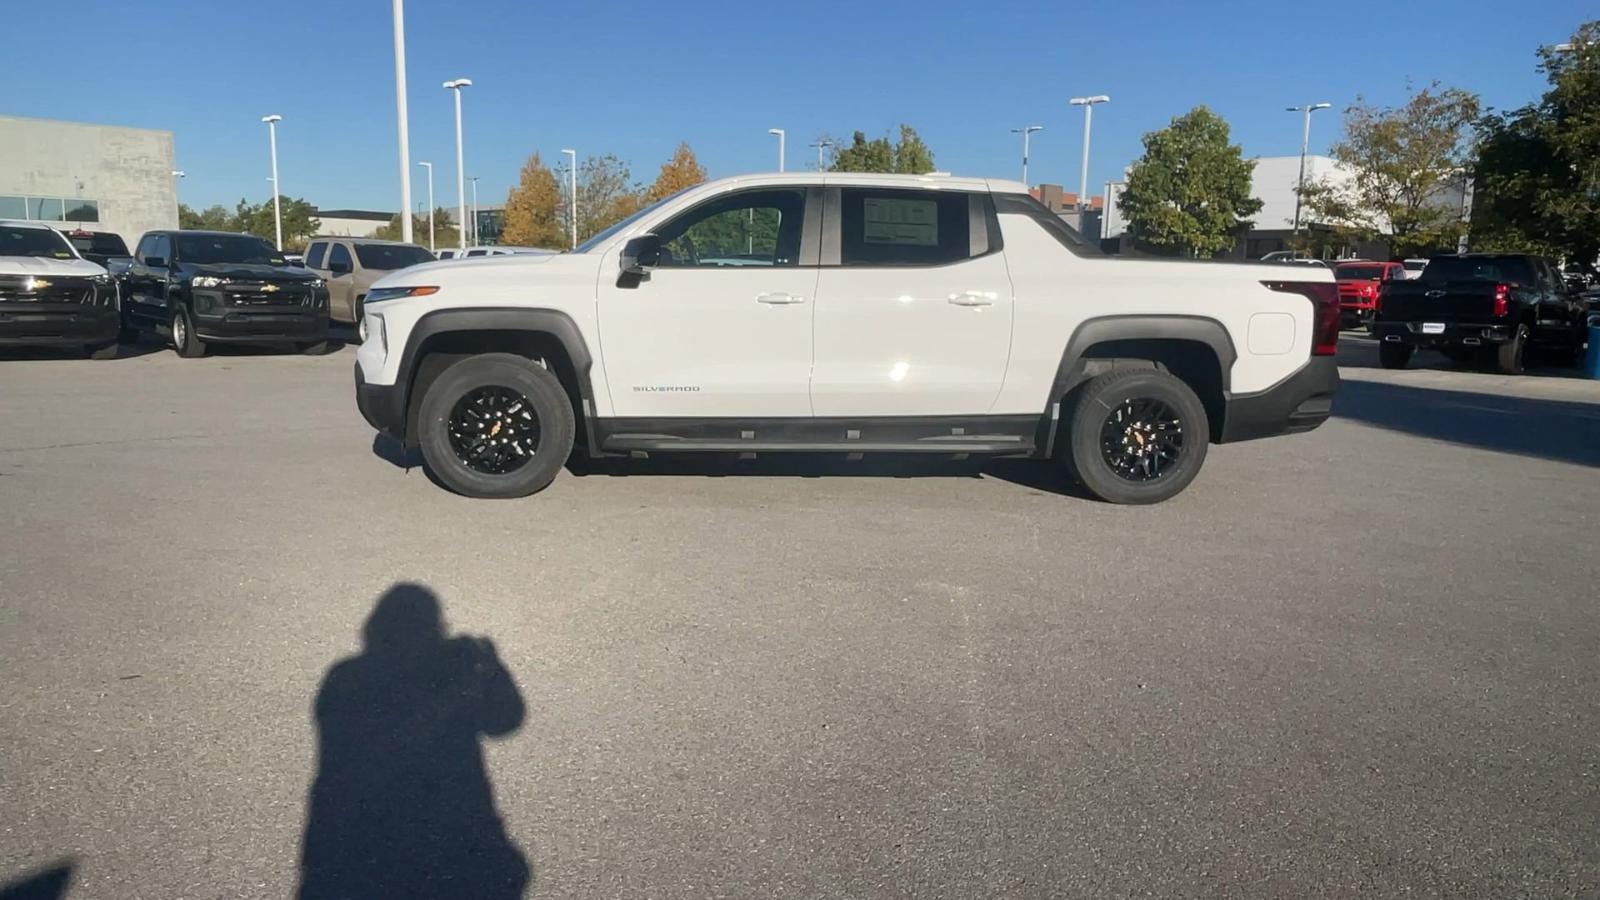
948, 291, 997, 307
756, 292, 806, 305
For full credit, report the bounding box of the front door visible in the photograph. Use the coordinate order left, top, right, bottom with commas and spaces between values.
596, 187, 820, 418
325, 242, 357, 321
810, 187, 1013, 416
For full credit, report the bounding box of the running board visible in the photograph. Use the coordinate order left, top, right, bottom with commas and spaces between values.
602, 437, 1034, 454
594, 414, 1042, 457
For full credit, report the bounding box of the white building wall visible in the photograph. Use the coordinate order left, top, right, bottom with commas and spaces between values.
0, 115, 177, 250
315, 216, 388, 238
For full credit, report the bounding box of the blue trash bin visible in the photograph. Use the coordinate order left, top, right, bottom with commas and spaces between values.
1586, 326, 1600, 380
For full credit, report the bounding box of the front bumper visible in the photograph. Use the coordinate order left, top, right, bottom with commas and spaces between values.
0, 303, 120, 347
189, 286, 329, 344
355, 363, 407, 442
1373, 321, 1511, 348
1219, 356, 1339, 443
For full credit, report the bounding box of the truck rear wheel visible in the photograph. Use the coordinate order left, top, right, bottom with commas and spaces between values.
1379, 342, 1412, 369
1063, 368, 1209, 505
417, 353, 575, 499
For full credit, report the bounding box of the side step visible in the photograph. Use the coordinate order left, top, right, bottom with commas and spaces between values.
602, 437, 1034, 454
594, 415, 1042, 457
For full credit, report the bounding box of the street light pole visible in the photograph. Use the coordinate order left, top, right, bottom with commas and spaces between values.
417, 161, 434, 251
261, 114, 283, 250
809, 138, 834, 170
1010, 125, 1043, 186
391, 0, 413, 243
562, 148, 577, 249
768, 128, 785, 172
1069, 96, 1109, 211
469, 176, 479, 246
1287, 102, 1332, 235
443, 78, 472, 251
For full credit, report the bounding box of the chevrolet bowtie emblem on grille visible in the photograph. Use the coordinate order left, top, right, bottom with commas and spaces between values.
261, 284, 280, 293
1425, 289, 1446, 298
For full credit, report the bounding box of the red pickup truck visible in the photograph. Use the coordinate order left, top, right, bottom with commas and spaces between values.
1333, 260, 1405, 330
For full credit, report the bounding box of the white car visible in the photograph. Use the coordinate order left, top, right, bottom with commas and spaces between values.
0, 219, 120, 358
354, 173, 1339, 504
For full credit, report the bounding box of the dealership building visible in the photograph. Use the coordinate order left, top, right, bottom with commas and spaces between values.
0, 115, 178, 249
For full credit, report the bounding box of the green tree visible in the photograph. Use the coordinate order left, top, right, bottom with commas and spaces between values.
1118, 106, 1263, 257
828, 125, 936, 174
232, 196, 321, 251
644, 142, 708, 203
178, 204, 235, 230
1301, 83, 1480, 257
1472, 21, 1600, 264
375, 207, 458, 247
501, 152, 566, 248
561, 154, 642, 244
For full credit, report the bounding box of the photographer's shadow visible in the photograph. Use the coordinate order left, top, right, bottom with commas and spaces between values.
298, 584, 529, 899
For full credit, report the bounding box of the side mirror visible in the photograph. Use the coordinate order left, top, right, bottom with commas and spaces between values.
329, 260, 352, 276
619, 234, 660, 279
144, 256, 166, 268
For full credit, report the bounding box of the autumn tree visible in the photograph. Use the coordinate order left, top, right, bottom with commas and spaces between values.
375, 207, 458, 247
1301, 83, 1480, 257
645, 142, 707, 203
500, 152, 566, 248
560, 154, 643, 244
828, 125, 937, 174
1119, 106, 1262, 257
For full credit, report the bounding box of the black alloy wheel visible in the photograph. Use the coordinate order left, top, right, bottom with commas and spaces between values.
447, 386, 544, 475
1098, 397, 1185, 483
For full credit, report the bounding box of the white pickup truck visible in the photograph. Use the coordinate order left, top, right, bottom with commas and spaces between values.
354, 173, 1339, 504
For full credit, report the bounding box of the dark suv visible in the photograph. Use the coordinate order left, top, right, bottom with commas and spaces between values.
122, 230, 330, 357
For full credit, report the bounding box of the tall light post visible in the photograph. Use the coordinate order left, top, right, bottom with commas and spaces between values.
391, 0, 413, 243
1069, 96, 1109, 211
1287, 102, 1332, 234
417, 161, 435, 251
561, 148, 577, 249
261, 114, 284, 250
1010, 125, 1043, 186
443, 78, 472, 251
469, 176, 479, 246
768, 128, 786, 172
809, 138, 835, 170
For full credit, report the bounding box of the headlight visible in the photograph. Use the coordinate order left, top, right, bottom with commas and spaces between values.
308, 278, 325, 288
193, 275, 230, 288
365, 285, 439, 304
90, 273, 112, 285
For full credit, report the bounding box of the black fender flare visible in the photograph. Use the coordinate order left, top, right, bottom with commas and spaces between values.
393, 306, 597, 442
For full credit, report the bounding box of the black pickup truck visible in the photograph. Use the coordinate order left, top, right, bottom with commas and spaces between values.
1373, 253, 1588, 374
122, 230, 330, 357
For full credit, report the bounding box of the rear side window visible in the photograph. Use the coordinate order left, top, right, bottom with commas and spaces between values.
304, 241, 327, 269
839, 188, 970, 267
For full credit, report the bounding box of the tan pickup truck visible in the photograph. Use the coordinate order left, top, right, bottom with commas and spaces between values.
304, 237, 434, 330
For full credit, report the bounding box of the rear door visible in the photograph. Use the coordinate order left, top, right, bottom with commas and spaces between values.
810, 186, 1012, 416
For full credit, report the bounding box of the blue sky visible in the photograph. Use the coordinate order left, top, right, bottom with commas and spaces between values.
6, 0, 1591, 214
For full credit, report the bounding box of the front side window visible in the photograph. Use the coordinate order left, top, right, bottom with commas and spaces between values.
304, 241, 328, 269
149, 234, 171, 263
655, 189, 805, 268
174, 234, 282, 265
840, 188, 969, 266
355, 243, 434, 270
327, 243, 353, 271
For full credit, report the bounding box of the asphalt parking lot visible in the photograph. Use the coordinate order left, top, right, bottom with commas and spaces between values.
2, 333, 1599, 899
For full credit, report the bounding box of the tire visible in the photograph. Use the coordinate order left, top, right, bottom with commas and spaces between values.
298, 340, 331, 355
1379, 342, 1412, 369
86, 341, 119, 360
171, 306, 206, 358
417, 353, 575, 499
1496, 325, 1527, 375
1063, 367, 1209, 505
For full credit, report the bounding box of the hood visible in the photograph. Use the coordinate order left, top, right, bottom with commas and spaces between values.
0, 255, 107, 277
184, 262, 321, 282
369, 251, 573, 290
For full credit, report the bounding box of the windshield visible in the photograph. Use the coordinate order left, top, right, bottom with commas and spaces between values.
1420, 257, 1533, 286
1335, 264, 1386, 281
573, 191, 687, 254
0, 225, 77, 259
174, 233, 284, 266
355, 243, 435, 270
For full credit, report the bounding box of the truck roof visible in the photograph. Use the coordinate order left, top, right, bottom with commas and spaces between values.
693, 172, 1031, 194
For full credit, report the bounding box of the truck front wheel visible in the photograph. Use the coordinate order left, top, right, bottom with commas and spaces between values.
417, 353, 575, 499
171, 307, 206, 358
1063, 368, 1209, 505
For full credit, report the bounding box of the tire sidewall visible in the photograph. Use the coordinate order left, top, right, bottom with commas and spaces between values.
1067, 369, 1209, 505
418, 354, 575, 499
